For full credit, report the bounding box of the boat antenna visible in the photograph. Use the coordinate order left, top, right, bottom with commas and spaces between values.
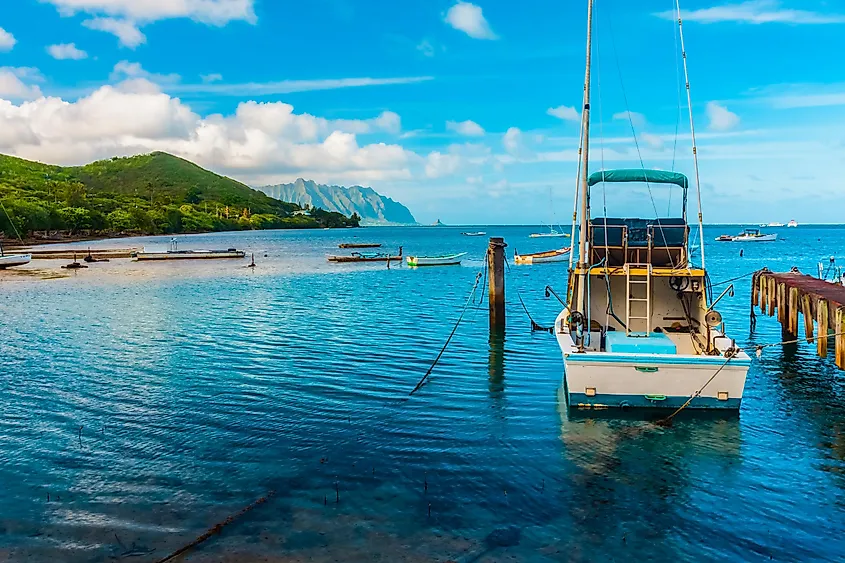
675, 0, 706, 270
576, 0, 595, 322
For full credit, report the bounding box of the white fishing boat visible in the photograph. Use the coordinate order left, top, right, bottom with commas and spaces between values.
733, 229, 777, 242
514, 247, 570, 265
556, 0, 750, 411
461, 231, 487, 237
787, 219, 798, 228
407, 253, 467, 267
0, 244, 31, 269
767, 222, 784, 227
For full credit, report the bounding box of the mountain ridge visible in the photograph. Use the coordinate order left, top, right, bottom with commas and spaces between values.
259, 179, 416, 225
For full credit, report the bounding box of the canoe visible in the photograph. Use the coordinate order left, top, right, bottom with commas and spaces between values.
338, 243, 382, 249
514, 247, 570, 265
134, 249, 246, 261
328, 247, 403, 263
407, 253, 467, 267
0, 253, 32, 269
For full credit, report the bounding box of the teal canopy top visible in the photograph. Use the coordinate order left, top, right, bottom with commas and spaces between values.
588, 169, 689, 190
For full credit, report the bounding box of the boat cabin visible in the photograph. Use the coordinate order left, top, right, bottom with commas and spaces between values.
568, 169, 728, 356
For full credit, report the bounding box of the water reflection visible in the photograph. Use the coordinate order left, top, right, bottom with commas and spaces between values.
488, 326, 506, 397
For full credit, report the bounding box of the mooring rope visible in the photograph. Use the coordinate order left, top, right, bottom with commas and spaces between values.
503, 256, 555, 333
408, 271, 484, 396
710, 270, 758, 289
154, 490, 276, 563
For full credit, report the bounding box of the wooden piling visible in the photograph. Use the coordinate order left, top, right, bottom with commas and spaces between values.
818, 300, 829, 358
488, 237, 507, 329
788, 286, 799, 336
760, 274, 768, 315
837, 308, 845, 370
802, 294, 814, 344
768, 277, 776, 317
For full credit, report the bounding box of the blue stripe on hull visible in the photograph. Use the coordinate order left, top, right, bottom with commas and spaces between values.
568, 393, 741, 410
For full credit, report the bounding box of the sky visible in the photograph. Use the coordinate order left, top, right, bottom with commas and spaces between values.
1, 0, 844, 225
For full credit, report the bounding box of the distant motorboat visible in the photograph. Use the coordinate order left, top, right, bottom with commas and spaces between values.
514, 247, 570, 265
529, 228, 570, 239
407, 252, 467, 267
787, 219, 799, 228
461, 231, 487, 237
767, 222, 784, 227
716, 228, 777, 242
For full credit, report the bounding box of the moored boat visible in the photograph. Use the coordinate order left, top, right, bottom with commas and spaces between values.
0, 244, 32, 269
133, 238, 246, 260
529, 229, 570, 239
328, 247, 403, 263
461, 231, 486, 237
339, 243, 382, 249
787, 219, 798, 228
733, 229, 777, 242
407, 253, 467, 267
557, 0, 750, 411
514, 247, 570, 265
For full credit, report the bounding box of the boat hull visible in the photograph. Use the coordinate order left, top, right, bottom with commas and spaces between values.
407, 253, 466, 267
0, 254, 32, 268
514, 249, 570, 265
134, 250, 245, 261
733, 234, 778, 242
563, 353, 750, 410
328, 255, 402, 263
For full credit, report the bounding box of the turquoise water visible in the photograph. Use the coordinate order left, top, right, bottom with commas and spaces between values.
1, 226, 844, 562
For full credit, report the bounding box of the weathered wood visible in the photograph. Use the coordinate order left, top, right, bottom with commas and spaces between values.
488, 238, 507, 329
818, 300, 829, 358
837, 308, 845, 370
760, 275, 768, 315
802, 293, 814, 343
777, 282, 786, 324
768, 277, 776, 317
788, 286, 799, 336
752, 274, 760, 311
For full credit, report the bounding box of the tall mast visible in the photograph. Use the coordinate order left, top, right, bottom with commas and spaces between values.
576, 0, 594, 314
675, 0, 706, 271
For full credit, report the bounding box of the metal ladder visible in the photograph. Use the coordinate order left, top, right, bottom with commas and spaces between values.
625, 263, 652, 336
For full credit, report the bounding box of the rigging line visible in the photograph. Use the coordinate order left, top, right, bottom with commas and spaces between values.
605, 8, 679, 271
408, 271, 483, 396
668, 0, 683, 215
710, 270, 757, 288
595, 3, 611, 330
0, 200, 24, 243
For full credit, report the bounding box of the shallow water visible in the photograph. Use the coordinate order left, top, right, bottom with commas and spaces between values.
1, 225, 844, 562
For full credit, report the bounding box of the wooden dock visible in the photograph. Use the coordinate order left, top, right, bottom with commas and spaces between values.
12, 248, 140, 260
752, 269, 845, 369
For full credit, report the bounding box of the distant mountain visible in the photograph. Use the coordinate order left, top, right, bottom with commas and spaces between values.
259, 179, 417, 225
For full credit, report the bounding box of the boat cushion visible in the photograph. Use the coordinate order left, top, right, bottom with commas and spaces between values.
605, 331, 677, 355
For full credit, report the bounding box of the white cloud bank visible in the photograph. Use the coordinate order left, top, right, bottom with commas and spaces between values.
0, 68, 43, 100
0, 27, 15, 52
547, 105, 579, 121
47, 43, 89, 60
0, 78, 416, 184
656, 0, 845, 25
43, 0, 257, 47
444, 2, 498, 39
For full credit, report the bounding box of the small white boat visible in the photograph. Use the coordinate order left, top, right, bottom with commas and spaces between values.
767, 222, 784, 227
461, 231, 486, 237
787, 219, 798, 228
0, 251, 32, 269
407, 253, 467, 267
514, 247, 570, 265
529, 229, 570, 239
733, 229, 777, 242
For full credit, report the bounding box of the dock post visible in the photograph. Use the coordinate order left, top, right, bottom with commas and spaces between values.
488, 237, 507, 329
818, 300, 829, 358
802, 294, 814, 344
768, 277, 776, 317
760, 274, 768, 315
836, 308, 845, 370
787, 287, 799, 337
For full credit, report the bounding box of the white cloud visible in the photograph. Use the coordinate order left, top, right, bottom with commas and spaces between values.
83, 17, 146, 48
444, 2, 498, 40
612, 110, 647, 128
0, 27, 15, 52
446, 119, 485, 137
47, 43, 89, 60
547, 105, 579, 121
43, 0, 257, 25
373, 111, 401, 135
201, 73, 223, 83
170, 76, 434, 96
656, 1, 845, 25
425, 151, 462, 178
0, 81, 413, 184
110, 61, 181, 84
0, 68, 43, 100
503, 127, 527, 157
706, 101, 740, 131
640, 132, 665, 151
417, 39, 435, 57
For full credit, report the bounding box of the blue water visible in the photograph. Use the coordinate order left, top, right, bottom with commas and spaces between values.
1, 225, 844, 562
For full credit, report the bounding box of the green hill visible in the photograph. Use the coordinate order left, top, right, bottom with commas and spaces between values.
0, 152, 359, 239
